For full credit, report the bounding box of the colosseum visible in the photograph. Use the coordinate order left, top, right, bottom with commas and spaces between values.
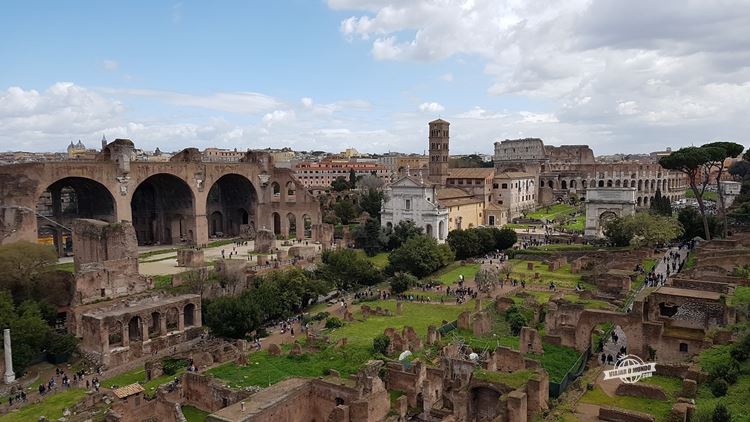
493, 138, 687, 206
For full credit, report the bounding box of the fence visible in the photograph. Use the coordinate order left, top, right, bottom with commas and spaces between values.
549, 346, 591, 398
437, 320, 457, 336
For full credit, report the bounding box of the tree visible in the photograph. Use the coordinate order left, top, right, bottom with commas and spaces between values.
447, 227, 517, 259
660, 147, 715, 240
703, 142, 745, 238
386, 220, 424, 250
357, 174, 384, 192
447, 229, 482, 259
728, 160, 750, 181
333, 199, 358, 225
331, 176, 350, 192
389, 272, 417, 294
387, 235, 455, 278
493, 228, 517, 250
475, 265, 500, 293
348, 168, 357, 188
10, 300, 52, 374
677, 207, 721, 241
650, 190, 673, 216
317, 249, 383, 290
604, 213, 683, 247
205, 295, 261, 339
359, 189, 385, 220
0, 242, 58, 301
353, 217, 387, 256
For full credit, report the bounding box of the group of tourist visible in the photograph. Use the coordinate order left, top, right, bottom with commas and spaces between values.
6, 389, 26, 407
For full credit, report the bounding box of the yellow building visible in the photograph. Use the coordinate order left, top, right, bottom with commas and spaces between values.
436, 187, 485, 231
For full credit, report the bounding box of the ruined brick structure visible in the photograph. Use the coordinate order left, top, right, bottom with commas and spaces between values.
0, 139, 321, 255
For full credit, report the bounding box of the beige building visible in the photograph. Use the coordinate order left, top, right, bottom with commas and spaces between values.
436, 187, 485, 231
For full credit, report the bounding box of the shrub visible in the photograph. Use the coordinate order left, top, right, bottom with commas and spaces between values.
712, 403, 731, 422
708, 360, 740, 384
325, 317, 343, 329
710, 378, 728, 397
389, 272, 417, 294
163, 358, 189, 375
505, 305, 528, 336
373, 334, 391, 355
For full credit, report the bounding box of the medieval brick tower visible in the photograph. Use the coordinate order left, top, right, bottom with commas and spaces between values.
428, 119, 450, 184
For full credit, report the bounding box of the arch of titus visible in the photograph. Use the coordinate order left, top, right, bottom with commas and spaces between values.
584, 187, 636, 237
0, 139, 321, 255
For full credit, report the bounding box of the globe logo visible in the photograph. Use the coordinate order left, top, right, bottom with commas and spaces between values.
602, 354, 656, 384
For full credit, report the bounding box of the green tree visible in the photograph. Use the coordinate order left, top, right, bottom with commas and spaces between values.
603, 217, 632, 247
446, 229, 481, 259
11, 301, 52, 374
650, 190, 673, 216
659, 147, 716, 240
387, 235, 454, 278
728, 160, 750, 181
333, 199, 358, 224
386, 220, 424, 250
317, 249, 383, 290
354, 217, 387, 256
493, 228, 517, 250
604, 213, 683, 247
0, 241, 58, 301
359, 189, 385, 220
348, 168, 357, 188
204, 295, 261, 339
703, 142, 746, 238
389, 272, 417, 294
331, 176, 350, 192
678, 207, 721, 241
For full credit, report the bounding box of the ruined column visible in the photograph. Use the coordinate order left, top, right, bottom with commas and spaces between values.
4, 329, 15, 384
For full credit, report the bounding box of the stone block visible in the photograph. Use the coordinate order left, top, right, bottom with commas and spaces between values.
289, 343, 302, 356
680, 379, 697, 398
519, 327, 543, 354
254, 229, 275, 253
268, 343, 281, 356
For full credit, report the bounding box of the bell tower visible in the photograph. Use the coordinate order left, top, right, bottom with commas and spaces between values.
428, 119, 450, 184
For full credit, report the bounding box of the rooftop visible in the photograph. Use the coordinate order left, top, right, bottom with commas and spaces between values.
652, 286, 722, 301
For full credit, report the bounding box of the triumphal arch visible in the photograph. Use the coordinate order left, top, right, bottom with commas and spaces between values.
584, 187, 636, 237
0, 139, 321, 255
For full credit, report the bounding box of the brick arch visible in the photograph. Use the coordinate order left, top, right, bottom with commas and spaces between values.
572, 310, 648, 356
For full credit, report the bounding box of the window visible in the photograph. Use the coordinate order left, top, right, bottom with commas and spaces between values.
679, 343, 688, 353
405, 199, 411, 210
501, 183, 508, 189
493, 183, 499, 189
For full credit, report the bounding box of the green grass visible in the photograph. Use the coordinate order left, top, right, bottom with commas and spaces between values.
140, 254, 177, 263
208, 344, 373, 388
527, 204, 577, 221
529, 343, 581, 383
474, 369, 536, 388
138, 248, 179, 259
102, 365, 185, 397
695, 365, 750, 421
328, 299, 475, 348
509, 260, 583, 288
0, 388, 87, 422
182, 405, 210, 422
431, 262, 481, 286
731, 286, 750, 307
51, 262, 75, 272
206, 239, 238, 248
685, 189, 719, 202
153, 274, 174, 288
364, 251, 390, 269
580, 383, 674, 421
559, 215, 586, 232
526, 244, 594, 252
503, 223, 537, 230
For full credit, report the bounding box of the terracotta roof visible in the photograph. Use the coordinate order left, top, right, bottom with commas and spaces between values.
440, 197, 484, 207
448, 168, 495, 179
494, 171, 533, 179
436, 187, 473, 200
112, 383, 144, 399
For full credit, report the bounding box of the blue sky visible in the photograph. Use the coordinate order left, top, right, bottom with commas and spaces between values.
1, 0, 748, 154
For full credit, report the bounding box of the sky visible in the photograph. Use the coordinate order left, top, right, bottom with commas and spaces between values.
1, 0, 748, 155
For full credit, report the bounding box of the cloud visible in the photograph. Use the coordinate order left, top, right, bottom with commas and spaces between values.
455, 107, 506, 120
419, 102, 445, 112
301, 97, 314, 108
103, 87, 282, 114
262, 109, 296, 126
440, 72, 453, 82
102, 60, 119, 72
329, 0, 750, 151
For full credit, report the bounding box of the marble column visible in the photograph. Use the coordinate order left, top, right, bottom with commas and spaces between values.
4, 329, 15, 384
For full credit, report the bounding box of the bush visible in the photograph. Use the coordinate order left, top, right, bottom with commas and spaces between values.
325, 317, 343, 329
163, 358, 189, 375
386, 235, 454, 278
373, 334, 391, 355
710, 378, 729, 397
505, 305, 528, 336
389, 272, 417, 294
712, 403, 731, 422
709, 360, 740, 384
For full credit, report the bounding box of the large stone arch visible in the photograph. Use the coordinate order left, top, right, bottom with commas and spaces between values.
131, 173, 196, 246
35, 176, 118, 256
205, 173, 257, 238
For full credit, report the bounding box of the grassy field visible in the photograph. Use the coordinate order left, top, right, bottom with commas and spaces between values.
182, 405, 210, 421
685, 189, 719, 202
509, 260, 583, 288
431, 262, 481, 285
52, 262, 75, 272
0, 389, 87, 422
559, 215, 586, 232
694, 344, 750, 420
580, 375, 683, 421
365, 252, 390, 269
102, 365, 186, 396
527, 204, 577, 221
510, 290, 612, 310
525, 244, 594, 252
208, 344, 373, 388
329, 300, 475, 347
